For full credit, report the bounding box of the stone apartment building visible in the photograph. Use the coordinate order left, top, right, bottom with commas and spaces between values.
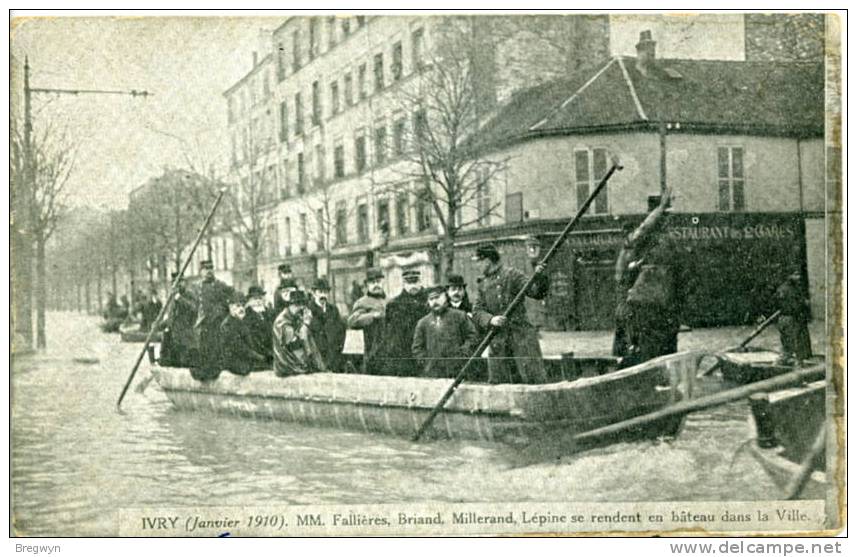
220, 13, 829, 330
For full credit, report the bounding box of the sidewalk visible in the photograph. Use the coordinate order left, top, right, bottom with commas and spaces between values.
344, 320, 827, 358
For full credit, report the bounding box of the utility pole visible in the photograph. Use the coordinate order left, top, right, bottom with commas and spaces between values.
15, 57, 150, 351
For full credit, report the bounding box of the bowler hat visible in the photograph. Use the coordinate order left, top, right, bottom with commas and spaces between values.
312, 277, 331, 291
446, 273, 466, 288
286, 290, 308, 305
278, 263, 292, 274
247, 285, 266, 299
472, 243, 500, 261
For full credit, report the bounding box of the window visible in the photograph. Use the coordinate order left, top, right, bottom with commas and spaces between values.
412, 28, 425, 71
292, 30, 301, 72
335, 201, 347, 245
316, 208, 325, 248
281, 158, 290, 199
276, 42, 286, 81
297, 152, 305, 193
344, 73, 353, 106
341, 18, 351, 36
718, 146, 745, 211
334, 144, 345, 178
309, 18, 319, 60
294, 93, 303, 136
279, 100, 288, 142
393, 117, 406, 156
299, 213, 308, 253
574, 148, 609, 214
355, 133, 367, 172
358, 64, 367, 100
314, 144, 325, 182
416, 185, 433, 232
392, 41, 403, 81
395, 191, 410, 236
283, 217, 292, 256
311, 81, 321, 126
357, 201, 369, 243
374, 124, 387, 166
373, 53, 384, 92
376, 198, 390, 238
327, 16, 337, 49
476, 172, 492, 226
330, 81, 340, 115
505, 192, 523, 223
412, 109, 427, 145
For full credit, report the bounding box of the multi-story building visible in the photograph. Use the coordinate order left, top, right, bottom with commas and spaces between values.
223, 14, 828, 329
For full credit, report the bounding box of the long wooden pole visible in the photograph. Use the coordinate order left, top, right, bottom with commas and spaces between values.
116, 189, 225, 410
785, 424, 826, 499
412, 160, 623, 442
573, 363, 825, 444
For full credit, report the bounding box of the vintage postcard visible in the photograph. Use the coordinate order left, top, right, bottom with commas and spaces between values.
9, 10, 845, 538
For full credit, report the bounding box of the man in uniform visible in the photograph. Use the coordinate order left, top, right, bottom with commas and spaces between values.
219, 293, 269, 375
775, 271, 812, 364
308, 277, 347, 372
244, 285, 274, 366
346, 267, 387, 374
472, 243, 549, 384
446, 273, 473, 314
381, 266, 428, 376
192, 259, 235, 381
273, 290, 327, 376
160, 272, 198, 367
273, 263, 296, 316
412, 284, 478, 378
614, 188, 672, 365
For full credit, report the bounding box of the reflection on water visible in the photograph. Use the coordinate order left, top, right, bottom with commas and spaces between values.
12, 313, 781, 536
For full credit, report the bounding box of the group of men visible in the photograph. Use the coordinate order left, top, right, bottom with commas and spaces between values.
159, 242, 553, 384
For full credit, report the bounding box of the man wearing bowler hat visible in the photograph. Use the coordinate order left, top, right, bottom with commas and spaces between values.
347, 267, 388, 374
446, 273, 473, 314
308, 277, 347, 372
192, 259, 235, 380
273, 290, 326, 376
244, 285, 274, 365
381, 265, 428, 376
472, 243, 550, 384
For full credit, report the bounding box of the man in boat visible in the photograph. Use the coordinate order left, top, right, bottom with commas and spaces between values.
140, 287, 163, 332
308, 277, 347, 372
446, 273, 473, 315
220, 293, 269, 375
191, 259, 235, 381
159, 272, 199, 367
775, 270, 812, 364
613, 188, 672, 365
472, 243, 550, 384
412, 284, 478, 378
273, 290, 327, 376
346, 267, 387, 374
380, 265, 429, 376
273, 263, 296, 316
243, 285, 275, 366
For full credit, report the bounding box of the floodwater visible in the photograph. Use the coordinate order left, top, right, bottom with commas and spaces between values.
12, 312, 789, 536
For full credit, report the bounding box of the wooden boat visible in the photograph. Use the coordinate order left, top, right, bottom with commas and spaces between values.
718, 348, 824, 385
150, 351, 703, 446
747, 379, 827, 499
120, 323, 162, 343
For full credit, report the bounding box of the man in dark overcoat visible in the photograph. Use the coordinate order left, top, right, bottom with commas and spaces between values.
346, 267, 387, 374
219, 293, 269, 375
192, 259, 235, 381
472, 243, 549, 384
160, 273, 199, 367
775, 271, 813, 364
380, 266, 428, 376
244, 285, 275, 366
308, 278, 347, 372
412, 285, 478, 378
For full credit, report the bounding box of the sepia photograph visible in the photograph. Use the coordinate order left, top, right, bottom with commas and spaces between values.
8, 9, 845, 539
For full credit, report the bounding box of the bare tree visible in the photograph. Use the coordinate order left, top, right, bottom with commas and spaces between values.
12, 119, 76, 348
379, 17, 509, 277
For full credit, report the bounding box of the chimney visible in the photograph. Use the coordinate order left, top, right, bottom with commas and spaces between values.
635, 30, 656, 75
252, 51, 258, 67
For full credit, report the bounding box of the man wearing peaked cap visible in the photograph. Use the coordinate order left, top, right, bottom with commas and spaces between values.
191, 258, 235, 381
472, 242, 550, 384
160, 271, 198, 367
347, 267, 387, 374
308, 277, 347, 372
380, 264, 428, 376
412, 283, 477, 378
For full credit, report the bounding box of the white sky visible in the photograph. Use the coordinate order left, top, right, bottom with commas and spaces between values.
10, 16, 275, 209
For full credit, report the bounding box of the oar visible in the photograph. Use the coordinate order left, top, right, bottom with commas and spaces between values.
411, 157, 623, 442
785, 424, 826, 500
574, 363, 825, 444
116, 189, 226, 410
700, 310, 783, 377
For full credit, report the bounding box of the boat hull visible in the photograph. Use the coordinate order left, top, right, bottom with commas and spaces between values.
152, 351, 702, 445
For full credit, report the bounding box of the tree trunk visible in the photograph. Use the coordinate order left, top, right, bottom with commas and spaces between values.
84, 280, 91, 315
96, 271, 103, 315
75, 282, 81, 312
440, 232, 456, 280
35, 238, 47, 349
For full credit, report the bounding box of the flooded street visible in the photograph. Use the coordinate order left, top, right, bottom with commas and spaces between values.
12, 312, 786, 536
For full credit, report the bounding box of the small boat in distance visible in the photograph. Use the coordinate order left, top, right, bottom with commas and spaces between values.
150, 351, 703, 448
